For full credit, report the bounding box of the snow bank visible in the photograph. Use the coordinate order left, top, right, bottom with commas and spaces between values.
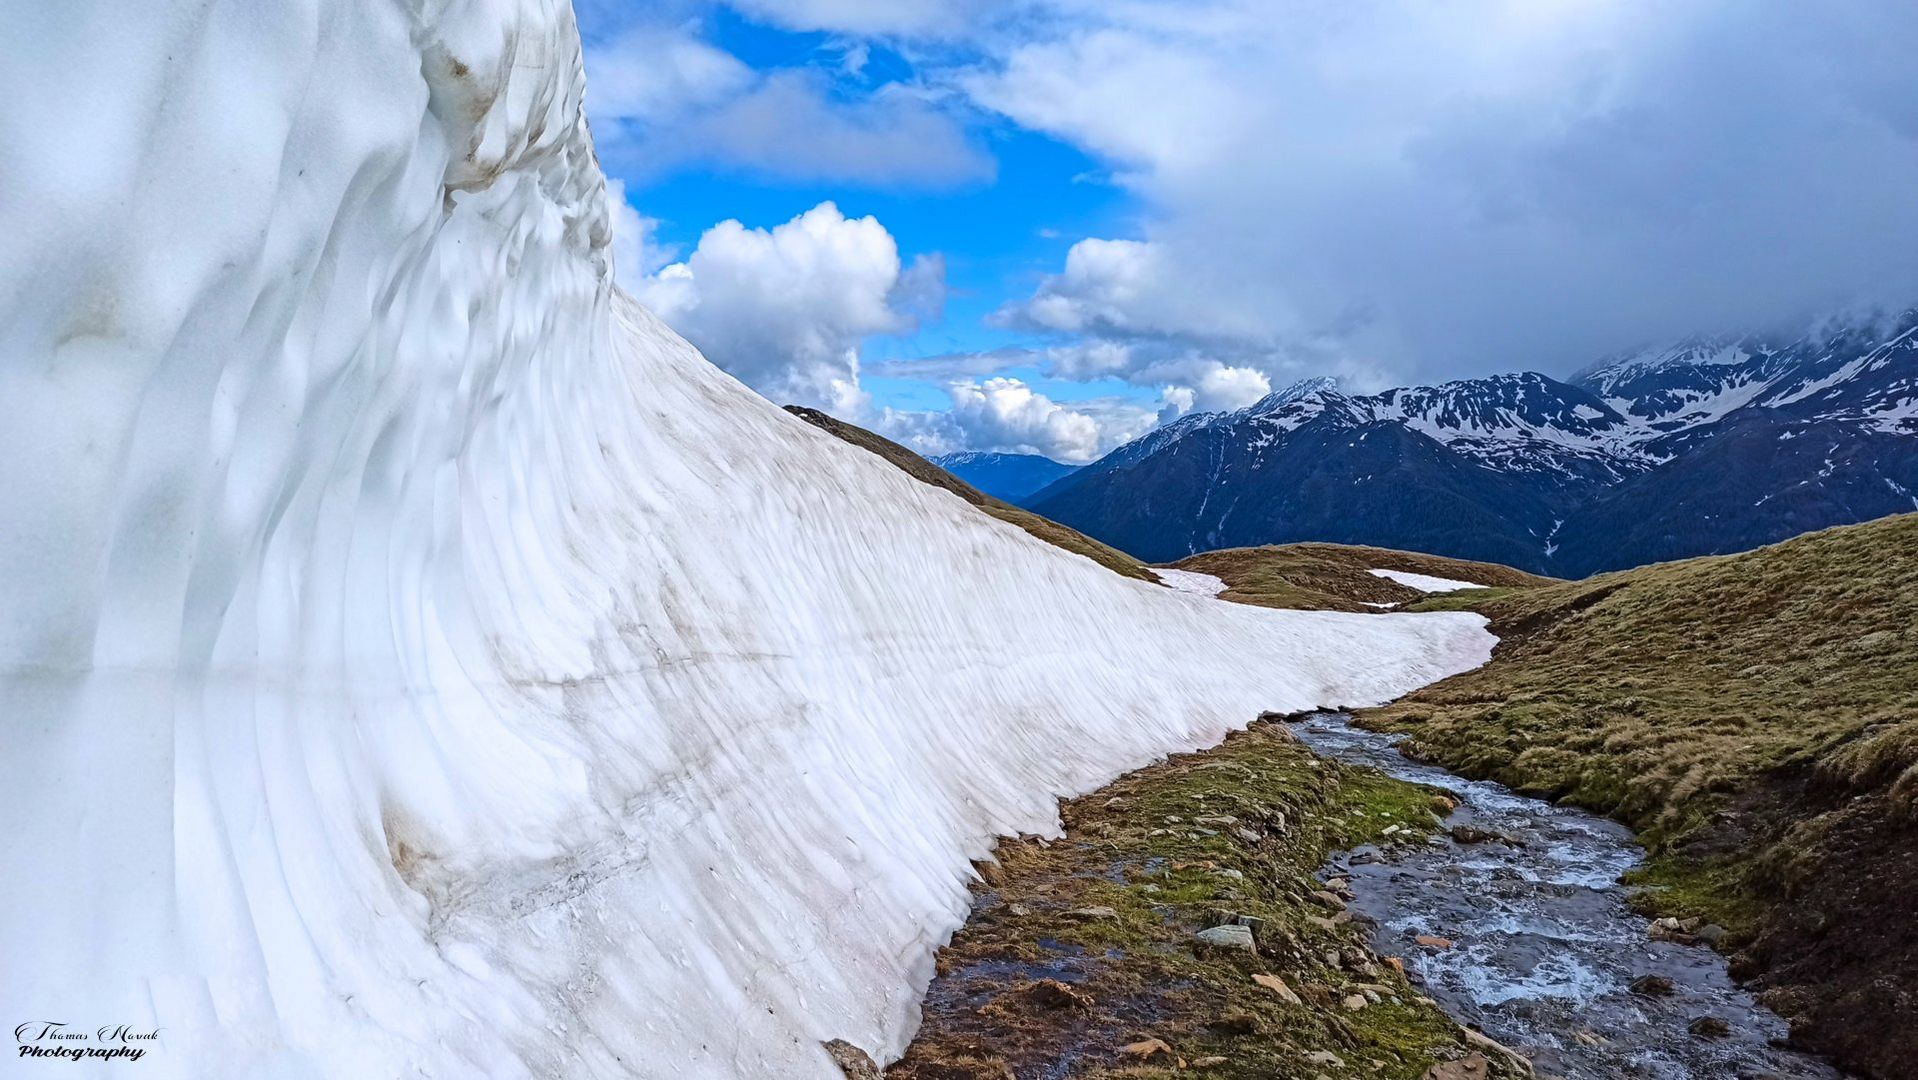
1370, 568, 1489, 594
0, 3, 1492, 1077
1150, 567, 1230, 598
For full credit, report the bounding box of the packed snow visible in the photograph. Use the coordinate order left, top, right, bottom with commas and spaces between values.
1371, 568, 1489, 593
0, 4, 1494, 1079
1150, 567, 1230, 597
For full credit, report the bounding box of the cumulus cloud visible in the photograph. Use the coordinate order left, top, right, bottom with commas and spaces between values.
632, 202, 942, 413
879, 378, 1154, 463
960, 0, 1918, 380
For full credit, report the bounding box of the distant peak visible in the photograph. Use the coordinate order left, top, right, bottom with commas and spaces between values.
1244, 375, 1343, 416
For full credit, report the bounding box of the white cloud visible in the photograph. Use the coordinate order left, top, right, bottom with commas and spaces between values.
586, 27, 754, 125
585, 30, 990, 188
721, 0, 990, 37
956, 0, 1918, 379
1185, 363, 1270, 412
632, 202, 941, 413
879, 378, 1153, 463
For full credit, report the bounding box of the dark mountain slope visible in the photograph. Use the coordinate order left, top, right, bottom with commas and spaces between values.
1031, 407, 1566, 572
1556, 411, 1918, 575
1030, 309, 1916, 576
927, 451, 1079, 503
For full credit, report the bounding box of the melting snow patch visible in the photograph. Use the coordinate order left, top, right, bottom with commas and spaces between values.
1370, 568, 1486, 594
1151, 567, 1229, 598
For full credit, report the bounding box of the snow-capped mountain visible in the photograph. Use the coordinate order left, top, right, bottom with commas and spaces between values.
927, 450, 1079, 501
1031, 310, 1918, 575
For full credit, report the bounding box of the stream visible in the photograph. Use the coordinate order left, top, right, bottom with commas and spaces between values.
1289, 712, 1846, 1080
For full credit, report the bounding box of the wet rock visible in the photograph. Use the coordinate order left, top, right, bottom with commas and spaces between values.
1415, 934, 1455, 949
1449, 824, 1519, 846
1650, 917, 1698, 945
1688, 1016, 1731, 1039
1194, 924, 1258, 952
1695, 923, 1730, 947
823, 1039, 882, 1080
1120, 1038, 1174, 1064
1431, 795, 1458, 814
1630, 974, 1676, 997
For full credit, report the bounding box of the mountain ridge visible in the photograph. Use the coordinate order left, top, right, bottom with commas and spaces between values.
1028, 308, 1918, 576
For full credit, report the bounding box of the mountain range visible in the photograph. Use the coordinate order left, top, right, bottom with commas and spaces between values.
928, 450, 1079, 502
1025, 309, 1918, 576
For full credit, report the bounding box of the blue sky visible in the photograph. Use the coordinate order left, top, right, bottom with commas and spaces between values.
578, 1, 1918, 463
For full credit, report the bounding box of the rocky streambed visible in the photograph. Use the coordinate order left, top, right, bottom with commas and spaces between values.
1290, 712, 1847, 1080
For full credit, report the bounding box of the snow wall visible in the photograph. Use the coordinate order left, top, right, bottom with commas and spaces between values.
0, 2, 1493, 1077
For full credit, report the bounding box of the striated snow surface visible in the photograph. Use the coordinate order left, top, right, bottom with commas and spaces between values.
0, 3, 1493, 1078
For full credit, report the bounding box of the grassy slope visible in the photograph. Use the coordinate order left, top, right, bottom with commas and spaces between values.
1173, 544, 1555, 613
785, 406, 1156, 582
1345, 513, 1918, 1076
890, 720, 1528, 1080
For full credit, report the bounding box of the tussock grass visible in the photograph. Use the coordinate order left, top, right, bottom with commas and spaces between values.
1368, 513, 1918, 846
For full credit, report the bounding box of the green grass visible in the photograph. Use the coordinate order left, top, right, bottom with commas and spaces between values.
1365, 514, 1918, 848
1174, 543, 1555, 613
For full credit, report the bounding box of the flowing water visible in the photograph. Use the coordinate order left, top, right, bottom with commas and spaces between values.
1289, 712, 1847, 1080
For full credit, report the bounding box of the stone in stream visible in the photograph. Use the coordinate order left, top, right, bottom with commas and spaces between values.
1448, 824, 1521, 846
1689, 1016, 1732, 1039
1631, 974, 1676, 997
